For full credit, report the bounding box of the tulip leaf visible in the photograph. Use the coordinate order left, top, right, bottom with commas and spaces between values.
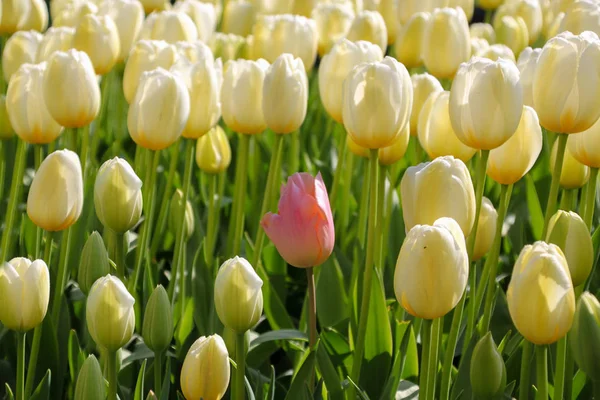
133, 359, 146, 400
380, 321, 413, 400
249, 329, 308, 349
525, 175, 544, 240
450, 334, 478, 400
346, 377, 371, 400
268, 365, 276, 400
67, 330, 85, 384
316, 258, 349, 328
572, 369, 587, 399
4, 383, 14, 400
159, 357, 171, 400
175, 298, 195, 347
284, 346, 317, 400
316, 339, 344, 400
30, 369, 51, 400
244, 376, 257, 400
395, 380, 419, 399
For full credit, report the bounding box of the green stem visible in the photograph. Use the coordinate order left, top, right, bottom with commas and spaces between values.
554, 336, 567, 400
559, 189, 576, 211
306, 266, 317, 391
79, 124, 90, 176
0, 140, 5, 208
467, 150, 490, 259
536, 345, 548, 400
0, 139, 27, 261
519, 340, 532, 400
339, 151, 355, 238
288, 130, 299, 175
114, 232, 125, 280
51, 227, 72, 325
465, 264, 477, 345
235, 332, 246, 400
154, 351, 162, 396
16, 332, 25, 400
564, 342, 574, 400
329, 127, 346, 207
349, 149, 379, 394
107, 350, 118, 400
582, 167, 598, 229
440, 294, 464, 400
34, 145, 44, 259
427, 318, 442, 400
229, 134, 250, 257
357, 160, 369, 248
205, 173, 218, 265
375, 164, 386, 273
419, 319, 432, 400
542, 133, 568, 238
484, 9, 493, 24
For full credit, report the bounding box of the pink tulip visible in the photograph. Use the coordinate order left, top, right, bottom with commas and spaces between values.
261, 172, 335, 268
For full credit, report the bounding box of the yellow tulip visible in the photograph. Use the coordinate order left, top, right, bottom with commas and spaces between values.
396, 0, 448, 25
476, 43, 517, 63
473, 197, 498, 261
378, 122, 410, 166
394, 12, 429, 68
140, 10, 199, 44
19, 0, 49, 32
369, 0, 397, 44
36, 26, 75, 62
0, 0, 30, 34
496, 15, 529, 56
516, 46, 541, 107
221, 0, 256, 37
469, 22, 496, 43
196, 125, 231, 174
346, 10, 388, 53
567, 116, 600, 168
53, 1, 98, 28
346, 133, 370, 158
551, 139, 590, 189
73, 14, 121, 75
494, 0, 543, 44
98, 0, 145, 63
292, 0, 316, 16
312, 3, 355, 56
448, 0, 474, 21
479, 0, 503, 10
174, 41, 214, 63
2, 30, 43, 83
409, 73, 443, 137
173, 0, 217, 43
169, 189, 195, 241
507, 241, 575, 344
181, 335, 230, 400
139, 0, 168, 14
558, 0, 600, 37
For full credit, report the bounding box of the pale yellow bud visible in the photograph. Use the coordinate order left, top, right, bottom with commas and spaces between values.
516, 46, 541, 107
507, 241, 575, 344
394, 12, 429, 68
346, 133, 369, 158
98, 0, 144, 62
140, 10, 199, 44
551, 140, 590, 189
221, 0, 256, 37
396, 0, 448, 25
473, 197, 498, 261
346, 10, 388, 53
0, 0, 31, 33
53, 2, 98, 28
128, 68, 191, 150
448, 0, 474, 21
409, 73, 443, 137
181, 335, 230, 400
470, 22, 496, 43
471, 37, 490, 56
196, 125, 231, 174
567, 116, 600, 168
0, 258, 50, 332
496, 15, 529, 56
27, 149, 83, 231
476, 43, 516, 63
378, 121, 409, 166
36, 26, 75, 62
394, 217, 468, 319
20, 0, 49, 32
312, 3, 354, 57
401, 156, 476, 236
559, 0, 600, 37
209, 32, 246, 62
73, 14, 121, 75
174, 40, 213, 63
2, 30, 43, 83
172, 0, 216, 43
494, 0, 543, 44
487, 106, 543, 185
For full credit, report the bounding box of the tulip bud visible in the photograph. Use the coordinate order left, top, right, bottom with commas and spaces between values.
146, 391, 158, 400
2, 30, 43, 83
477, 43, 517, 63
312, 3, 354, 57
86, 275, 135, 351
53, 2, 98, 29
567, 115, 600, 168
367, 0, 398, 44
0, 258, 50, 332
346, 10, 388, 53
396, 0, 444, 25
43, 49, 100, 128
98, 0, 144, 63
559, 0, 600, 36
78, 232, 111, 296
450, 57, 523, 150
494, 0, 543, 44
496, 15, 529, 57
401, 156, 476, 236
214, 257, 263, 333
473, 197, 498, 261
221, 58, 269, 135
262, 54, 308, 134
209, 32, 246, 62
140, 10, 198, 44
318, 39, 383, 123
394, 12, 429, 69
128, 68, 191, 150
347, 134, 370, 158
174, 41, 214, 64
533, 31, 600, 134
123, 40, 179, 104
142, 285, 173, 353
342, 56, 412, 149
20, 0, 49, 32
181, 335, 230, 400
516, 47, 541, 108
551, 140, 590, 189
169, 189, 195, 241
74, 355, 106, 400
409, 73, 443, 137
394, 217, 469, 319
470, 332, 507, 398
0, 0, 30, 34
28, 150, 83, 231
418, 91, 477, 163
6, 62, 64, 144
470, 22, 496, 43
0, 96, 15, 140
378, 122, 410, 166
507, 241, 575, 344
570, 292, 600, 381
73, 14, 121, 75
196, 125, 231, 174
221, 0, 256, 37
36, 26, 75, 63
173, 0, 217, 43
470, 38, 490, 57
422, 7, 470, 79
94, 157, 143, 233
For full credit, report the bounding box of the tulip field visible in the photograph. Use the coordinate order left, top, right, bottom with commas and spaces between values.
2, 0, 600, 399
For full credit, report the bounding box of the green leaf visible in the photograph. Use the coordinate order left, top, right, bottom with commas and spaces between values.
526, 175, 544, 241
380, 321, 412, 399
159, 357, 171, 400
284, 346, 317, 400
249, 329, 308, 349
134, 360, 147, 400
346, 377, 371, 400
316, 339, 344, 400
395, 381, 419, 400
175, 298, 195, 347
4, 383, 14, 400
316, 258, 349, 328
572, 369, 587, 399
268, 366, 276, 400
30, 370, 51, 400
450, 334, 478, 400
68, 330, 85, 384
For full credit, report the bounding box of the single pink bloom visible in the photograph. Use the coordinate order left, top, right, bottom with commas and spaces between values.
261, 172, 335, 268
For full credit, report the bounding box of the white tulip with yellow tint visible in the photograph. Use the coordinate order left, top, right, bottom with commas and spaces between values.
221, 0, 256, 37
470, 22, 496, 43
0, 0, 30, 34
140, 10, 198, 44
2, 30, 43, 83
551, 140, 590, 189
174, 0, 217, 42
516, 47, 541, 107
98, 0, 144, 63
312, 3, 354, 56
36, 26, 75, 62
567, 116, 600, 168
476, 43, 517, 63
394, 12, 429, 69
73, 14, 121, 75
346, 10, 388, 53
378, 122, 410, 166
496, 15, 529, 56
53, 1, 98, 28
181, 335, 230, 400
19, 0, 49, 32
409, 73, 443, 137
558, 0, 600, 37
396, 0, 447, 25
473, 197, 498, 261
494, 0, 543, 44
196, 125, 231, 174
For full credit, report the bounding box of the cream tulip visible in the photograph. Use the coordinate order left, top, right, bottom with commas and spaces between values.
401, 156, 476, 236
409, 73, 443, 137
221, 0, 256, 37
173, 0, 217, 43
86, 275, 135, 351
471, 38, 490, 57
43, 49, 100, 128
533, 31, 600, 134
0, 0, 30, 33
559, 0, 600, 36
312, 3, 354, 56
473, 197, 498, 261
396, 0, 447, 25
0, 258, 50, 332
487, 106, 543, 185
371, 0, 397, 44
214, 256, 263, 333
378, 122, 410, 166
422, 7, 471, 79
318, 39, 383, 123
2, 30, 43, 83
347, 133, 370, 158
196, 125, 231, 174
73, 14, 121, 75
128, 67, 190, 150
494, 0, 543, 44
140, 10, 199, 44
394, 12, 429, 69
470, 22, 496, 43
98, 0, 144, 62
19, 0, 49, 32
448, 0, 474, 21
53, 1, 98, 28
221, 58, 269, 135
551, 140, 590, 189
27, 149, 83, 231
346, 10, 388, 53
516, 47, 541, 107
94, 157, 143, 233
123, 40, 178, 104
36, 26, 75, 62
6, 62, 63, 144
449, 57, 523, 150
209, 32, 246, 62
476, 43, 517, 63
181, 335, 230, 400
262, 53, 308, 134
394, 217, 469, 320
567, 116, 600, 168
139, 0, 167, 13
507, 241, 575, 344
418, 91, 476, 163
496, 15, 529, 56
175, 41, 214, 63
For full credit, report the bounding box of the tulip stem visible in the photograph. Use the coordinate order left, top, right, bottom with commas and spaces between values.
52, 227, 73, 325
427, 318, 442, 400
564, 339, 574, 400
205, 173, 219, 265
519, 340, 533, 400
229, 134, 250, 257
235, 332, 246, 400
329, 125, 346, 207
349, 149, 379, 397
306, 267, 317, 348
339, 151, 355, 238
582, 167, 599, 229
0, 140, 5, 210
107, 350, 118, 400
154, 351, 162, 397
79, 124, 90, 176
114, 232, 125, 280
0, 139, 27, 261
536, 345, 549, 400
375, 164, 387, 273
288, 130, 299, 175
16, 332, 25, 400
542, 133, 568, 238
419, 319, 432, 400
559, 189, 576, 212
554, 336, 567, 400
357, 160, 370, 248
34, 145, 44, 259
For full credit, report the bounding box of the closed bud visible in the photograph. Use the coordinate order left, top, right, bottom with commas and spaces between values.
53, 2, 98, 28
128, 68, 190, 150
74, 14, 121, 75
2, 30, 43, 83
173, 0, 217, 43
221, 0, 256, 37
378, 122, 409, 166
418, 91, 476, 163
567, 115, 600, 168
546, 210, 593, 287
551, 140, 590, 189
209, 32, 246, 62
36, 26, 75, 63
470, 22, 496, 43
142, 285, 173, 353
0, 258, 50, 332
86, 275, 135, 351
401, 156, 476, 236
471, 38, 490, 57
20, 0, 49, 32
145, 391, 158, 400
346, 10, 388, 54
516, 47, 541, 107
140, 10, 198, 44
570, 292, 600, 381
0, 96, 15, 140
196, 125, 231, 174
74, 355, 106, 400
98, 0, 144, 63
488, 106, 543, 185
477, 43, 517, 63
347, 134, 370, 158
507, 241, 575, 344
214, 257, 263, 333
318, 39, 383, 123
559, 0, 600, 36
6, 62, 64, 144
473, 197, 498, 261
181, 335, 230, 400
0, 0, 31, 34
533, 31, 600, 134
342, 56, 412, 149
263, 54, 308, 134
422, 7, 471, 79
394, 12, 429, 69
174, 41, 214, 64
470, 332, 507, 398
312, 3, 354, 56
394, 217, 468, 319
409, 73, 443, 137
43, 49, 101, 128
169, 189, 195, 241
94, 157, 143, 233
78, 232, 111, 296
28, 150, 83, 231
494, 0, 543, 44
496, 15, 529, 57
396, 0, 445, 25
